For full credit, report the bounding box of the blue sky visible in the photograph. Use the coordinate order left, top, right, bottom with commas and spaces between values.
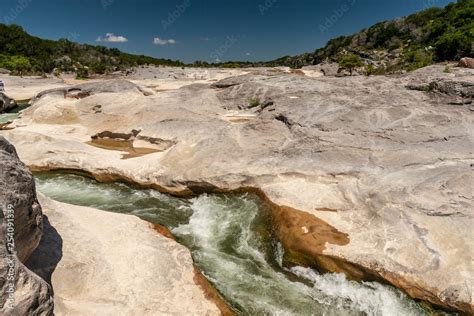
1, 0, 453, 63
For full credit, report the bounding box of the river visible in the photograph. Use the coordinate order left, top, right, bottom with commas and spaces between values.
35, 172, 426, 316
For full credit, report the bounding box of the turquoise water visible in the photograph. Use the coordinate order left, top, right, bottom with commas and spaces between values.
0, 112, 19, 124
0, 102, 30, 124
35, 172, 427, 316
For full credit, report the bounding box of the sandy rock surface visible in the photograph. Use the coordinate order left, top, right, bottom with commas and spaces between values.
26, 195, 221, 316
1, 64, 473, 313
0, 76, 66, 101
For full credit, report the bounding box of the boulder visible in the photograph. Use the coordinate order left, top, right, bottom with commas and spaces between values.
0, 137, 53, 314
406, 79, 474, 105
0, 93, 17, 113
304, 62, 340, 76
31, 79, 153, 103
457, 57, 474, 69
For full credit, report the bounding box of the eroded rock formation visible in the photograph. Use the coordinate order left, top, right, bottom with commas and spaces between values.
0, 137, 53, 314
26, 195, 222, 315
31, 79, 154, 104
0, 93, 17, 113
457, 57, 474, 69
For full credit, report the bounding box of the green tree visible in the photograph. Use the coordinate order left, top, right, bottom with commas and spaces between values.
339, 54, 363, 75
0, 55, 32, 75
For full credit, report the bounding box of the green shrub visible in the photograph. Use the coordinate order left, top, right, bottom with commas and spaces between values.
403, 49, 434, 71
0, 55, 32, 74
248, 98, 261, 108
434, 31, 472, 61
373, 23, 402, 48
422, 81, 438, 92
364, 64, 375, 76
75, 66, 89, 79
339, 53, 363, 74
91, 62, 107, 75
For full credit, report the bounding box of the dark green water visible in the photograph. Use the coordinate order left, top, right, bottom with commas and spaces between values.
35, 172, 426, 316
0, 102, 30, 124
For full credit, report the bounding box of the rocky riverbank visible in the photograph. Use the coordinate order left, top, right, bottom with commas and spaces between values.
26, 194, 223, 315
0, 137, 224, 315
0, 137, 53, 314
1, 64, 473, 313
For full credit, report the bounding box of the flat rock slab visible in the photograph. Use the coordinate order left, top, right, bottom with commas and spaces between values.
0, 75, 66, 101
27, 195, 221, 316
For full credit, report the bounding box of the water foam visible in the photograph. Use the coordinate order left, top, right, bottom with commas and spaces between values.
290, 267, 423, 316
174, 194, 424, 316
36, 174, 426, 316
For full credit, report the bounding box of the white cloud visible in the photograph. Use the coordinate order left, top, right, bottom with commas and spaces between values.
245, 52, 251, 56
153, 37, 177, 45
96, 33, 128, 42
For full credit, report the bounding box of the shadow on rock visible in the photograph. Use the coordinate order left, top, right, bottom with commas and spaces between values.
25, 215, 63, 294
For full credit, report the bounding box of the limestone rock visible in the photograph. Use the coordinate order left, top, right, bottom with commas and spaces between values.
0, 93, 17, 113
457, 57, 474, 69
303, 62, 339, 76
26, 195, 222, 315
406, 77, 473, 105
0, 137, 53, 315
0, 76, 66, 101
31, 79, 153, 104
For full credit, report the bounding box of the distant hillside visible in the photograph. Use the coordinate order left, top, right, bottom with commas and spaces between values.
0, 24, 183, 76
0, 0, 472, 76
206, 0, 473, 72
262, 0, 473, 71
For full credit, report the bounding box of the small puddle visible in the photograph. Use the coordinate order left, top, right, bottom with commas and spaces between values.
86, 139, 162, 159
35, 172, 427, 316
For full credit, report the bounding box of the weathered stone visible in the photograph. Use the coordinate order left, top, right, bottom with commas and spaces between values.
0, 137, 53, 315
457, 57, 474, 69
26, 195, 222, 315
303, 62, 339, 76
0, 93, 17, 113
406, 78, 474, 105
0, 76, 65, 101
31, 79, 153, 103
258, 98, 274, 111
